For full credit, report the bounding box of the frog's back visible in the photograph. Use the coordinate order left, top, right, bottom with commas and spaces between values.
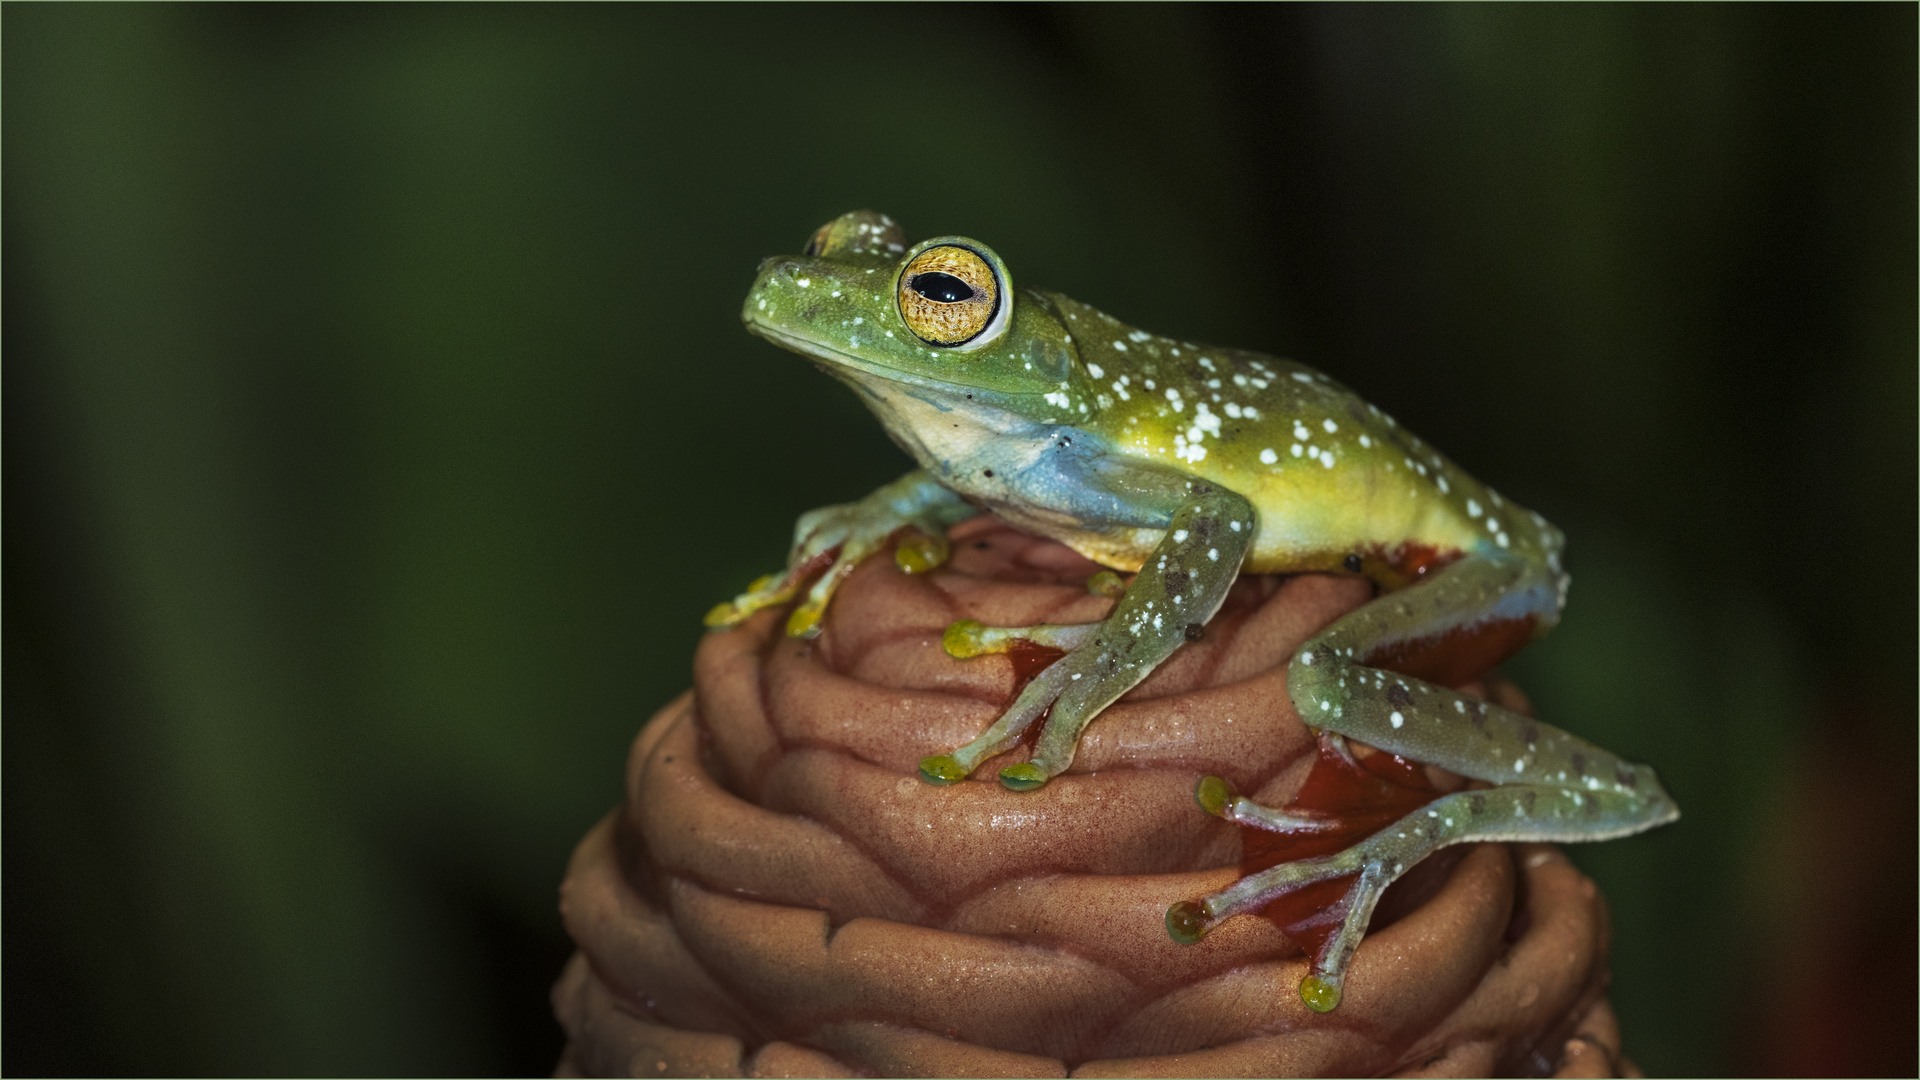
1048, 292, 1562, 582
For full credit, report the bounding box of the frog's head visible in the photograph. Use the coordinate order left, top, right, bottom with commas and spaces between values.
742, 210, 1093, 421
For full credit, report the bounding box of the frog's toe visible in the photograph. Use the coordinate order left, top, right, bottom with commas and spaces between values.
786, 603, 825, 638
941, 619, 1103, 659
706, 573, 801, 628
1086, 570, 1128, 598
918, 754, 968, 785
942, 619, 992, 658
997, 761, 1049, 791
1194, 775, 1237, 817
1195, 777, 1339, 834
893, 528, 950, 574
785, 543, 874, 638
1164, 900, 1217, 945
1298, 974, 1343, 1013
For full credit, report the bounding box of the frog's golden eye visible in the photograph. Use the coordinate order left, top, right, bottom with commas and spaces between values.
898, 245, 1003, 349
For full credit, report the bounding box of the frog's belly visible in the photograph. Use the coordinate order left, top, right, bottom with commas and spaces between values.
986, 505, 1317, 576
984, 503, 1168, 572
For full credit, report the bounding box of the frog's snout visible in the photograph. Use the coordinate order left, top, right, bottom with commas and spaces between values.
743, 258, 802, 326
747, 257, 808, 301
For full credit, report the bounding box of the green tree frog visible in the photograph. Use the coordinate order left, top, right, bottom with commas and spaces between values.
708, 211, 1678, 1013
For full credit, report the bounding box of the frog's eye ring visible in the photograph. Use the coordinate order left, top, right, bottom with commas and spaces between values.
897, 244, 1007, 350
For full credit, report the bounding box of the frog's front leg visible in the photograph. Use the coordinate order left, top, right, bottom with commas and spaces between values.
1166, 552, 1679, 1013
704, 470, 977, 638
920, 482, 1255, 791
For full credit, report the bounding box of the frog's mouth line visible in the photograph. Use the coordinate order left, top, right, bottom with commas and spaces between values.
745, 318, 1007, 403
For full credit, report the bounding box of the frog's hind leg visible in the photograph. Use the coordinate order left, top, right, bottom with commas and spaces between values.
1166, 552, 1679, 1012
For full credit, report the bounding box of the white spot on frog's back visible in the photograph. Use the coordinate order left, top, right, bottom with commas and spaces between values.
1087, 362, 1105, 379
1113, 340, 1129, 351
1259, 447, 1278, 464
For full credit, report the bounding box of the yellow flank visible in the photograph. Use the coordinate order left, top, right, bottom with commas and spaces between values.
1043, 291, 1560, 576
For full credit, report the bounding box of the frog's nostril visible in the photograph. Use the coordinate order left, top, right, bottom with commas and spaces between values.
756, 255, 784, 275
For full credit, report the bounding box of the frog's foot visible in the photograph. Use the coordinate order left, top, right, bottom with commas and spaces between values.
919, 483, 1256, 791
704, 555, 830, 631
1199, 551, 1678, 1012
704, 470, 976, 639
1168, 779, 1667, 1011
780, 522, 947, 639
941, 619, 1101, 659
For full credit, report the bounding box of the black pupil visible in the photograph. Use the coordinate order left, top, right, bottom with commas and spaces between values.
910, 272, 975, 304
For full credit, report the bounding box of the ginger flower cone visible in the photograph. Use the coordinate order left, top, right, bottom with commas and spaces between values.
554, 518, 1640, 1078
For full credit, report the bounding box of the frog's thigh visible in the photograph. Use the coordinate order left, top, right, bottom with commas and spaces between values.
1290, 555, 1666, 802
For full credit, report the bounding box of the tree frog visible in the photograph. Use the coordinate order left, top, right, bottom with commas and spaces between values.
708, 211, 1678, 1013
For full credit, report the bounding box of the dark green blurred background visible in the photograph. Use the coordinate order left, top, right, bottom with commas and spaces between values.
6, 4, 1914, 1076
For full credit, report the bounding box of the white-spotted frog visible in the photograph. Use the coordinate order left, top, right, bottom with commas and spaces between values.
708, 211, 1678, 1012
